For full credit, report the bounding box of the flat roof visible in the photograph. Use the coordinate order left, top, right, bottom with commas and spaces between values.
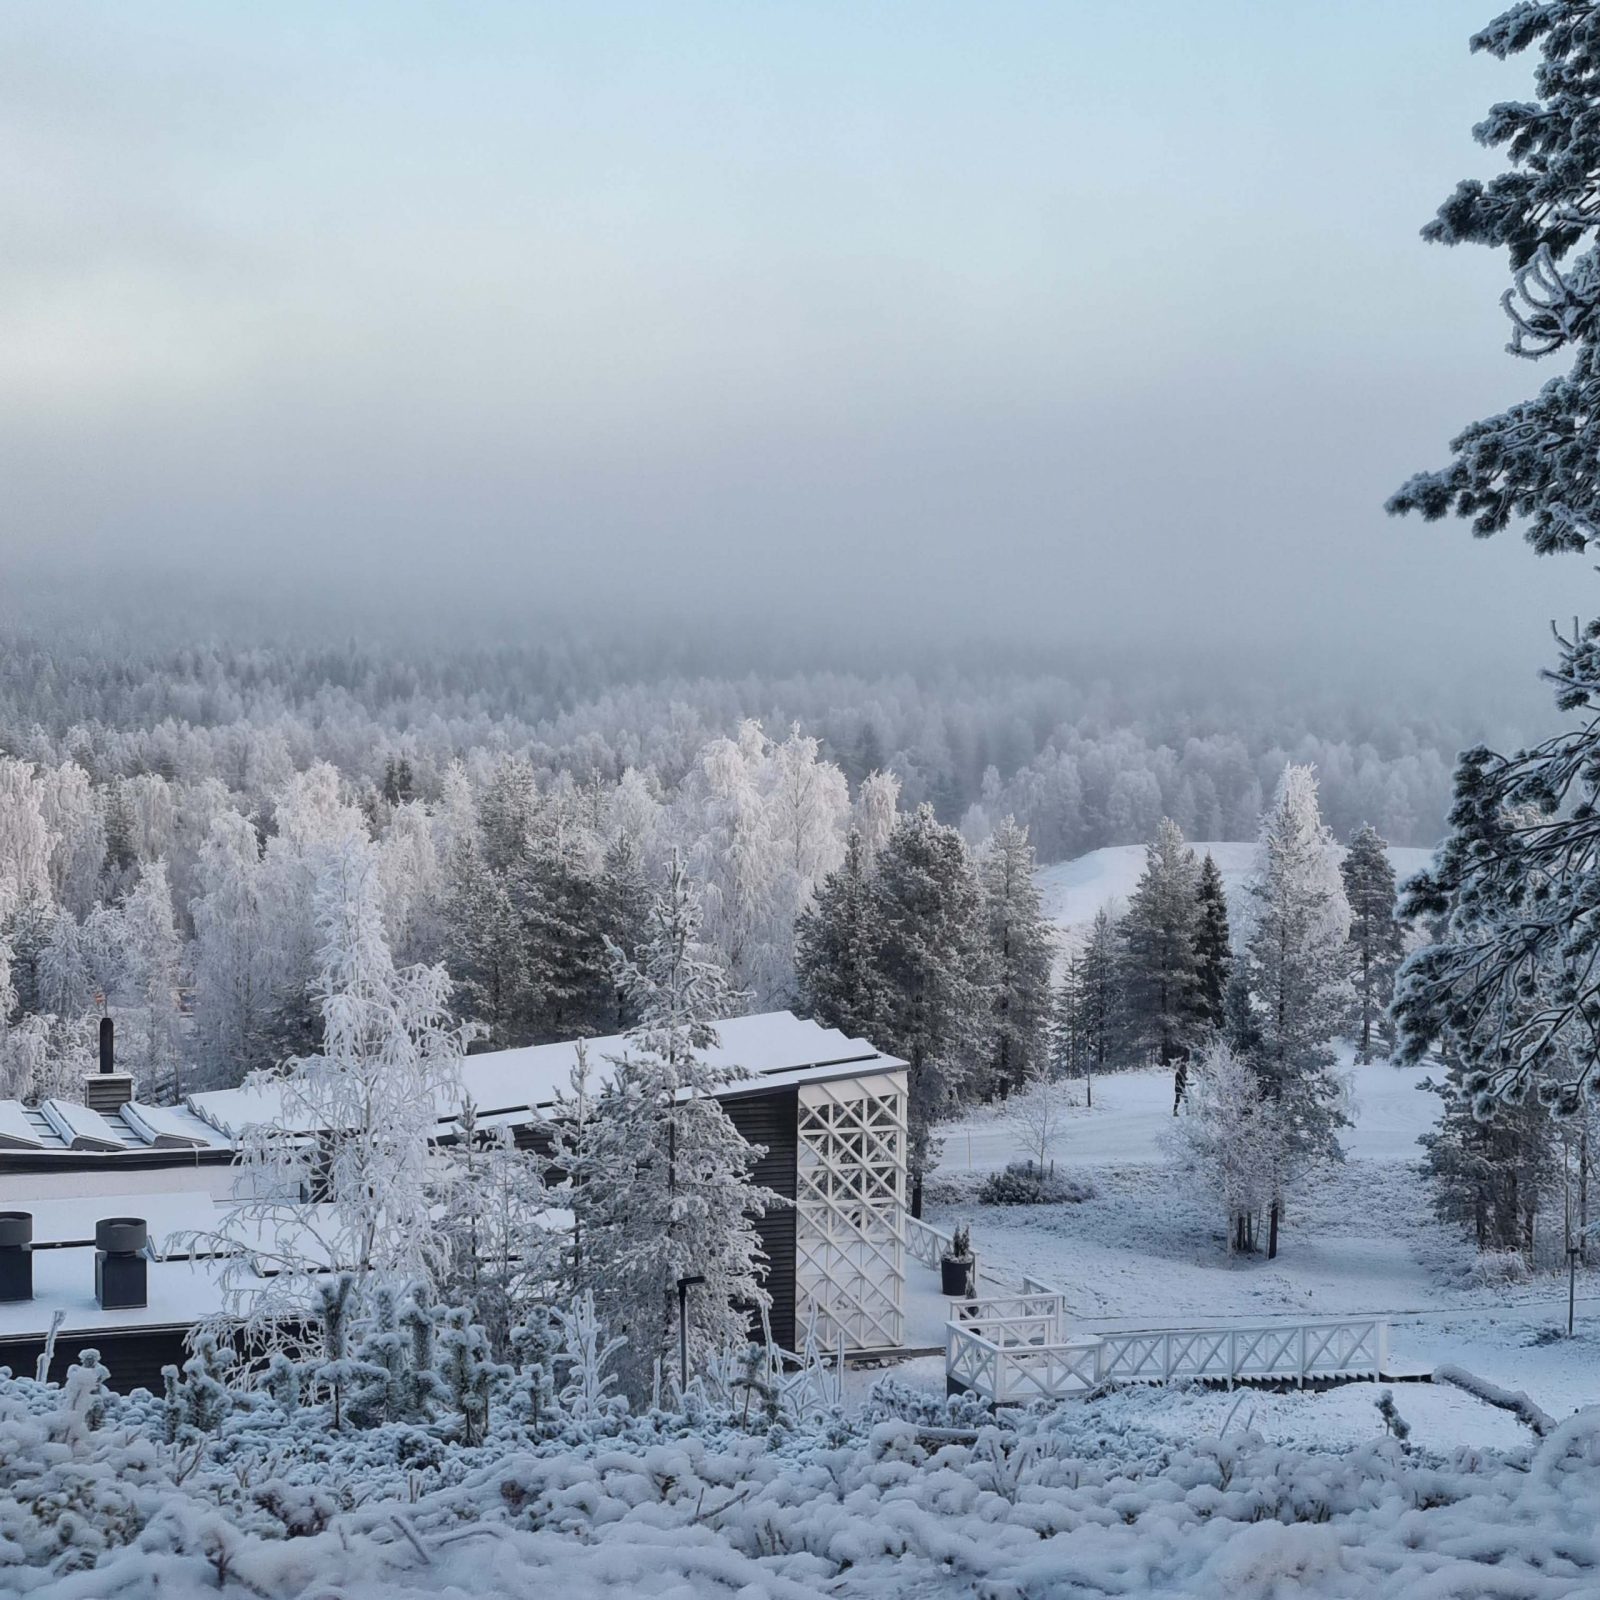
188, 1011, 905, 1139
0, 1245, 263, 1344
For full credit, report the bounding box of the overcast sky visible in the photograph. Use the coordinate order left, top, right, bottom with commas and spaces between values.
0, 1, 1581, 684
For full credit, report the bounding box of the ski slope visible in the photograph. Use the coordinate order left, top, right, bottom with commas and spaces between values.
1036, 840, 1436, 943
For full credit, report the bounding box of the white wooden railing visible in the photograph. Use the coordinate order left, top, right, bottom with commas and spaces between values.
904, 1215, 954, 1270
948, 1292, 1068, 1341
946, 1320, 1103, 1403
1095, 1319, 1387, 1388
946, 1315, 1389, 1403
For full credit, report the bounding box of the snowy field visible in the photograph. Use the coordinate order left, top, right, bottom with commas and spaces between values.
913, 1055, 1600, 1453
1037, 840, 1436, 944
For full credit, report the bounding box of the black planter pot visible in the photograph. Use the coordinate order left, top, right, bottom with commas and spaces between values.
941, 1256, 972, 1297
0, 1211, 31, 1303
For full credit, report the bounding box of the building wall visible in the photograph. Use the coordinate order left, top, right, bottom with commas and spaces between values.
0, 1158, 237, 1204
795, 1069, 908, 1352
723, 1088, 798, 1351
0, 1325, 190, 1393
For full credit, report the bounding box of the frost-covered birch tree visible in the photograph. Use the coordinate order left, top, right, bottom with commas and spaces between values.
207, 831, 470, 1357
0, 758, 53, 928
117, 859, 188, 1096
1167, 1041, 1289, 1255
190, 812, 271, 1087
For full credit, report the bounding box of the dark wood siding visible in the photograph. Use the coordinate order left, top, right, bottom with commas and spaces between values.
0, 1149, 235, 1176
0, 1326, 189, 1393
723, 1088, 798, 1350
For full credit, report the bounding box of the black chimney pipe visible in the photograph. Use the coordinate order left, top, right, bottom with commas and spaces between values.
99, 1015, 113, 1075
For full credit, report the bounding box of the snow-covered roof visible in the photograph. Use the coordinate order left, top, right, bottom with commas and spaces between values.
0, 1098, 228, 1157
0, 1195, 579, 1342
0, 1190, 231, 1255
119, 1102, 211, 1149
0, 1245, 263, 1343
187, 1011, 906, 1140
0, 1102, 48, 1150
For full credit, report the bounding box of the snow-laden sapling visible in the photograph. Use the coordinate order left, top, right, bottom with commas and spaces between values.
733, 1342, 782, 1432
263, 1352, 301, 1417
160, 1332, 232, 1445
62, 1347, 109, 1438
554, 1289, 627, 1421
510, 1307, 560, 1437
1376, 1388, 1412, 1448
437, 1306, 503, 1446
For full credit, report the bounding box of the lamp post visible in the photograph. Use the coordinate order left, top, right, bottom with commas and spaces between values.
677, 1274, 706, 1396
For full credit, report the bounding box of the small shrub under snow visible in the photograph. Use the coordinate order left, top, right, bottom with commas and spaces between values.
979, 1159, 1096, 1205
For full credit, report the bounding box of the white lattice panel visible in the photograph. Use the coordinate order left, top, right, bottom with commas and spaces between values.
796, 1070, 907, 1351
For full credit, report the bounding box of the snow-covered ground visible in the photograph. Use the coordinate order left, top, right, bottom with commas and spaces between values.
1037, 840, 1436, 944
908, 1055, 1600, 1449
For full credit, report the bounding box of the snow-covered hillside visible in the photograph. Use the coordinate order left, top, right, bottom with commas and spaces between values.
1037, 840, 1436, 943
929, 1056, 1600, 1442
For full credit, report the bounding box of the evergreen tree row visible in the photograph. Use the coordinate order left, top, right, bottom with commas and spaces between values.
796, 807, 1055, 1214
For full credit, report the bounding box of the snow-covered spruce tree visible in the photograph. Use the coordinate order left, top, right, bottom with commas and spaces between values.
1341, 824, 1403, 1063
205, 831, 470, 1357
1121, 818, 1202, 1109
1421, 1054, 1558, 1256
477, 755, 541, 874
1237, 765, 1353, 1257
1388, 4, 1600, 1115
512, 821, 614, 1042
977, 817, 1055, 1099
1192, 853, 1232, 1037
1049, 953, 1084, 1088
795, 828, 889, 1042
584, 853, 777, 1403
596, 833, 651, 1031
1057, 906, 1127, 1108
869, 804, 991, 1215
1165, 1040, 1287, 1255
442, 836, 528, 1051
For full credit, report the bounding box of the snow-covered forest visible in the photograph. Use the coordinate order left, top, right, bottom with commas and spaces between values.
0, 598, 1494, 1100
10, 0, 1600, 1594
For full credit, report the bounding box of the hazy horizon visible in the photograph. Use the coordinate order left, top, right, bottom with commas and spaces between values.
0, 1, 1583, 684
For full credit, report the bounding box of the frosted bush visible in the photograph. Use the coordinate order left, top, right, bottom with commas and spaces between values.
2, 1309, 1599, 1597
1473, 1248, 1532, 1288
978, 1158, 1095, 1205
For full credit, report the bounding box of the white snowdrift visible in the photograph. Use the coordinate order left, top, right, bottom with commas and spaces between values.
8, 1382, 1600, 1599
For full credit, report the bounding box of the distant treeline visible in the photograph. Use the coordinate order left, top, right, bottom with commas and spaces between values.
0, 614, 1510, 860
